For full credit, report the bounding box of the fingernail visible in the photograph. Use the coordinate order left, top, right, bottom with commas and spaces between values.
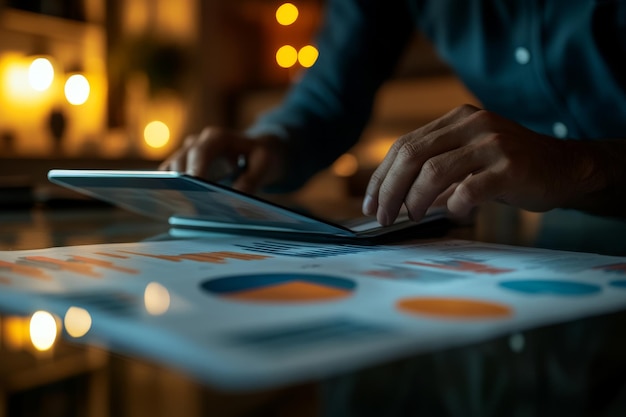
362, 195, 376, 215
377, 206, 390, 226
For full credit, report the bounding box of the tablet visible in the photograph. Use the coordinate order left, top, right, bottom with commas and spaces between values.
47, 169, 447, 239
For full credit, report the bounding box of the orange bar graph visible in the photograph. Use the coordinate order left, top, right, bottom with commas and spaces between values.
117, 250, 270, 264
212, 251, 269, 261
397, 297, 512, 320
94, 252, 129, 259
117, 251, 184, 262
22, 256, 102, 278
70, 256, 139, 274
0, 260, 51, 280
405, 260, 513, 275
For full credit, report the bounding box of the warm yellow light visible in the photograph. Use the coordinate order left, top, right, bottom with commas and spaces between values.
143, 120, 170, 148
64, 306, 92, 338
362, 137, 396, 165
3, 59, 31, 99
276, 45, 298, 68
29, 311, 57, 351
298, 45, 319, 68
64, 74, 90, 105
2, 316, 29, 350
28, 58, 54, 91
332, 153, 359, 177
144, 282, 171, 315
276, 3, 299, 25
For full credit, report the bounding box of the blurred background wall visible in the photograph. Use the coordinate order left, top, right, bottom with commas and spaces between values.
0, 0, 476, 190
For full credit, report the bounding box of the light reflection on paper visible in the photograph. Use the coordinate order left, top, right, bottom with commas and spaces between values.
64, 306, 92, 338
144, 282, 171, 315
29, 310, 57, 351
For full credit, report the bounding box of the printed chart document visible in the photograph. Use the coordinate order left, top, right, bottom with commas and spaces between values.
47, 169, 447, 239
1, 237, 626, 390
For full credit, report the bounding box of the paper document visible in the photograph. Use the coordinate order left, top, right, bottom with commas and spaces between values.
1, 237, 626, 390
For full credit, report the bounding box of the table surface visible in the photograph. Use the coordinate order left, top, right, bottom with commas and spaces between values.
2, 191, 626, 417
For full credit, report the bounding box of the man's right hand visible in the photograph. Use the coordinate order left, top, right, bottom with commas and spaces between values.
159, 127, 287, 194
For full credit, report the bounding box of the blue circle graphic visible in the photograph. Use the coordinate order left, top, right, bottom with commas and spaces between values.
499, 280, 601, 296
609, 280, 626, 289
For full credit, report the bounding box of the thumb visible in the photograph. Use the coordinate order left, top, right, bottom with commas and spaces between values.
232, 147, 273, 194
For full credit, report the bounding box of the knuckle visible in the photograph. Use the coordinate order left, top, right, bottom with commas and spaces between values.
454, 182, 480, 206
454, 103, 480, 118
483, 133, 511, 156
183, 135, 196, 146
468, 108, 497, 127
421, 158, 446, 183
389, 135, 411, 154
198, 127, 223, 145
396, 140, 423, 161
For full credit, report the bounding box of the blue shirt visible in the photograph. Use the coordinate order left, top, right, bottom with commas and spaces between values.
248, 0, 626, 190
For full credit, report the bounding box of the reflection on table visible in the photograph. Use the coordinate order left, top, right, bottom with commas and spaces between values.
2, 184, 626, 417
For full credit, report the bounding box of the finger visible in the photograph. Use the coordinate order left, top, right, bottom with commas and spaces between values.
186, 128, 256, 180
233, 135, 289, 194
159, 135, 196, 171
402, 145, 489, 222
363, 131, 457, 216
431, 182, 459, 208
410, 104, 481, 139
363, 104, 481, 217
185, 128, 227, 177
447, 170, 506, 217
374, 122, 487, 226
232, 143, 274, 194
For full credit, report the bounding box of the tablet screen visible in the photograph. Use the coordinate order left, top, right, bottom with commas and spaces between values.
48, 170, 351, 236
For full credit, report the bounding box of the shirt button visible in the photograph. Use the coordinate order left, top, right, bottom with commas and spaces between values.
514, 47, 531, 65
552, 122, 568, 138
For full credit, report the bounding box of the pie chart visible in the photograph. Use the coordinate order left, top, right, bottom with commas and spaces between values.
200, 273, 356, 303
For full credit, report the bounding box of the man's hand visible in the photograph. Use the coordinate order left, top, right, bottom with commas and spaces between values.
159, 127, 287, 194
362, 104, 605, 225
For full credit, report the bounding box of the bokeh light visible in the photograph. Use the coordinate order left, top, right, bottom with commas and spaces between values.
143, 120, 170, 148
29, 311, 57, 351
64, 306, 92, 338
28, 57, 54, 91
298, 45, 319, 68
144, 282, 171, 315
2, 57, 31, 99
64, 74, 90, 105
276, 45, 298, 68
332, 153, 359, 177
276, 3, 299, 26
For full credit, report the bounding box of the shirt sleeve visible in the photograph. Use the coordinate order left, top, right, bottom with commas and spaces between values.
247, 0, 415, 191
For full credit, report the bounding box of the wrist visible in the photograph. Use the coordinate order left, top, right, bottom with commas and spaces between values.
562, 139, 625, 216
